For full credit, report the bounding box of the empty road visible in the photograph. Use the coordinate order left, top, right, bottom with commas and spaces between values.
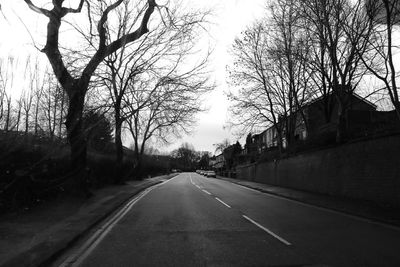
58, 173, 400, 266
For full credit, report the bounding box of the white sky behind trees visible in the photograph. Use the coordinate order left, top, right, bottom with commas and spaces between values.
174, 0, 266, 153
0, 0, 266, 154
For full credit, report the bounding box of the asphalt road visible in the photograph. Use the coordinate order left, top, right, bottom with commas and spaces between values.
60, 173, 400, 267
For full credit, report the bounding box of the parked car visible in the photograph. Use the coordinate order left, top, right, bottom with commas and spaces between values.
205, 170, 216, 178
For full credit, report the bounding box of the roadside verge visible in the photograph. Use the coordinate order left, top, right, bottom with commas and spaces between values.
0, 174, 176, 267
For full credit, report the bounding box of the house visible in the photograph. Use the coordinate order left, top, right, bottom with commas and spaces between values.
209, 156, 216, 169
213, 153, 225, 172
253, 125, 282, 152
249, 91, 380, 153
304, 91, 377, 138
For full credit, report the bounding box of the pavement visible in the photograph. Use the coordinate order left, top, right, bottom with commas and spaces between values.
0, 174, 176, 267
60, 173, 400, 266
216, 175, 400, 227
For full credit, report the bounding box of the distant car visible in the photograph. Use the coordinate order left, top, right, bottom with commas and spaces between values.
205, 170, 216, 178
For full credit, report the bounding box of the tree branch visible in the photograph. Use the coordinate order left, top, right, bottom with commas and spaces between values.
23, 0, 51, 16
61, 0, 85, 15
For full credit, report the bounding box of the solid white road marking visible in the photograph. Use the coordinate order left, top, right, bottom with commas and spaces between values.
242, 215, 291, 246
202, 189, 212, 195
215, 197, 231, 208
59, 175, 181, 267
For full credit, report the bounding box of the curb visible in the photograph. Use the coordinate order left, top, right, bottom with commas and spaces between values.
1, 176, 174, 267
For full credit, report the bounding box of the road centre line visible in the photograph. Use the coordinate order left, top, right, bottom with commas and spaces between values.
242, 215, 292, 246
229, 181, 400, 232
59, 175, 180, 266
215, 197, 231, 208
202, 189, 212, 195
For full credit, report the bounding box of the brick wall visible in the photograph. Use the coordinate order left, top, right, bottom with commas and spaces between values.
236, 134, 400, 207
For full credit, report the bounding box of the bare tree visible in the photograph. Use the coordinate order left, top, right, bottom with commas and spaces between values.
228, 22, 281, 142
214, 139, 230, 154
40, 79, 65, 139
298, 0, 375, 141
22, 0, 159, 191
3, 92, 12, 132
0, 59, 5, 128
267, 0, 313, 145
228, 0, 312, 151
362, 0, 400, 119
21, 88, 34, 134
0, 86, 5, 128
171, 142, 198, 171
33, 79, 45, 136
0, 56, 17, 132
22, 57, 43, 135
124, 59, 211, 176
91, 2, 211, 181
12, 95, 23, 132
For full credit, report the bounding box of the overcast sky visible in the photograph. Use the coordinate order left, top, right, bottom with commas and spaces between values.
0, 0, 266, 154
169, 0, 266, 153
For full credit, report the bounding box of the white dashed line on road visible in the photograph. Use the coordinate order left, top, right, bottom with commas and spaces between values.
202, 189, 211, 195
215, 197, 231, 208
242, 215, 291, 246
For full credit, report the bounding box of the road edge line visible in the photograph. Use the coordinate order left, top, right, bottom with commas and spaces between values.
60, 175, 181, 266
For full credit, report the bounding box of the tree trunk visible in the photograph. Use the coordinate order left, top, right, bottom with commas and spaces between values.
114, 106, 124, 184
5, 104, 10, 132
25, 111, 29, 134
65, 85, 89, 195
335, 85, 347, 143
394, 101, 400, 122
135, 156, 143, 180
15, 108, 21, 132
59, 90, 65, 138
34, 100, 40, 136
133, 139, 143, 180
